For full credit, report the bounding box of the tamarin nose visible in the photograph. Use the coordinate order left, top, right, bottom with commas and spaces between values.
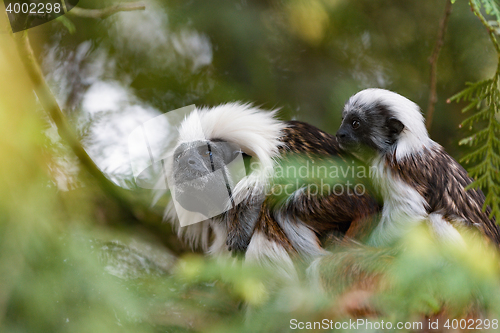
336, 130, 347, 139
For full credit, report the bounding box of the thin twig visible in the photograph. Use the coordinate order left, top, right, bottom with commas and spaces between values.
426, 0, 453, 132
67, 3, 146, 19
468, 0, 500, 80
61, 0, 68, 13
469, 0, 500, 55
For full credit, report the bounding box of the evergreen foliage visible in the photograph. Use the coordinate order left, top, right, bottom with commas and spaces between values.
450, 0, 500, 221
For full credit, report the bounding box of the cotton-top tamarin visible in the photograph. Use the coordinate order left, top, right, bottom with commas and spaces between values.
336, 88, 500, 245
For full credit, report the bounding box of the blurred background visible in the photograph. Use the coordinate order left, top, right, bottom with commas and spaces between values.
32, 0, 497, 186
1, 0, 500, 332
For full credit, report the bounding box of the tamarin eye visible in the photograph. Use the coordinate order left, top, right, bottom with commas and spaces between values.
351, 119, 360, 129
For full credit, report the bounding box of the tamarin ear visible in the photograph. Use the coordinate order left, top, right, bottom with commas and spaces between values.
387, 117, 404, 136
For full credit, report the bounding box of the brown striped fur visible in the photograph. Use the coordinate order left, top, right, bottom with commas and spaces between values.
386, 146, 500, 244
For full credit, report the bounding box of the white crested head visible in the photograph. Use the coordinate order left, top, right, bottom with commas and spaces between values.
338, 88, 434, 161
177, 102, 285, 173
166, 103, 285, 248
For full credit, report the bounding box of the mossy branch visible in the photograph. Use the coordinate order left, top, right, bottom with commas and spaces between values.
67, 2, 146, 19
10, 5, 189, 256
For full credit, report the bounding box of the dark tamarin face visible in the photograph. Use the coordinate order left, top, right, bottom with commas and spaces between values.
335, 88, 436, 164
336, 92, 405, 161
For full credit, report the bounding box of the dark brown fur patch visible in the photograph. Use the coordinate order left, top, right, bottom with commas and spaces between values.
279, 121, 380, 237
386, 146, 500, 243
223, 120, 380, 256
253, 202, 296, 254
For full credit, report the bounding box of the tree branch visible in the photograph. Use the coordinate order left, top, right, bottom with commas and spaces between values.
426, 0, 453, 132
14, 32, 113, 193
12, 29, 188, 256
67, 2, 146, 19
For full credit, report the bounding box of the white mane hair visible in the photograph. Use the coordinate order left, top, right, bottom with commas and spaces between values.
347, 88, 435, 160
166, 103, 286, 251
177, 102, 285, 170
